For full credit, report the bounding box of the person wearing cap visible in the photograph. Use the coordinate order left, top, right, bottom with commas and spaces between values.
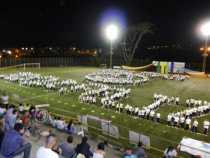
1, 123, 32, 158
93, 142, 106, 158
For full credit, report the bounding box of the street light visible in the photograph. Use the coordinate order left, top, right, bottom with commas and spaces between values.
104, 24, 119, 68
200, 21, 210, 73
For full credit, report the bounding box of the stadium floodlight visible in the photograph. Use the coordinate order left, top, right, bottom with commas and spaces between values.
7, 50, 12, 55
200, 21, 210, 73
104, 23, 119, 68
201, 21, 210, 36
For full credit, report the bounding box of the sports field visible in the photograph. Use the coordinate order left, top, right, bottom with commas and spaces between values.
0, 66, 210, 158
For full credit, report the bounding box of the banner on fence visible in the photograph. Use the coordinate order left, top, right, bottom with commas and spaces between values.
129, 131, 150, 148
78, 115, 88, 131
153, 61, 185, 74
101, 121, 119, 139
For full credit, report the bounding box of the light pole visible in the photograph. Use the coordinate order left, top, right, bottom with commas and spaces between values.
105, 24, 119, 68
202, 36, 208, 72
200, 21, 210, 73
0, 55, 2, 67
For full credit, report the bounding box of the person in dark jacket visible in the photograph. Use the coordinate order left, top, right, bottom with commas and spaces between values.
0, 120, 4, 149
59, 135, 76, 158
133, 142, 147, 158
75, 136, 93, 158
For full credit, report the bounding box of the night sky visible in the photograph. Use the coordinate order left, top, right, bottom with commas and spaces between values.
1, 0, 210, 48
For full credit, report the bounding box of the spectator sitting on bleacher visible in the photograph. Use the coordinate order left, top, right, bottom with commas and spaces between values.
133, 142, 148, 158
22, 111, 30, 129
0, 106, 6, 118
58, 135, 76, 158
55, 117, 66, 130
5, 108, 18, 131
123, 148, 137, 158
18, 103, 25, 114
93, 142, 106, 158
1, 123, 32, 158
1, 92, 9, 106
163, 146, 178, 158
36, 134, 59, 158
0, 120, 4, 150
66, 119, 75, 134
75, 136, 93, 158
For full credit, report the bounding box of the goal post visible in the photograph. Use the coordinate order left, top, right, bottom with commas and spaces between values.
23, 63, 41, 70
0, 63, 41, 71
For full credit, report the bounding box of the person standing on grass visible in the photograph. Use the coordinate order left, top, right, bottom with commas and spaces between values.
185, 117, 191, 130
192, 120, 198, 133
203, 120, 210, 135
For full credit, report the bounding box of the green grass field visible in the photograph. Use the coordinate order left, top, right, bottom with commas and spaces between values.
0, 66, 210, 158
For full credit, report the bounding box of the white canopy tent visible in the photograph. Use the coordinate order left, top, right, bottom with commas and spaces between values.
180, 137, 210, 158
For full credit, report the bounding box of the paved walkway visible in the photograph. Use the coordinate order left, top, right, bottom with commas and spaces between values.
27, 124, 121, 158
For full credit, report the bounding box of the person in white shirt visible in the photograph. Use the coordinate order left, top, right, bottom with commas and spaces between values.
203, 120, 210, 135
56, 118, 66, 130
185, 117, 191, 130
180, 116, 185, 128
167, 114, 172, 126
1, 93, 9, 105
174, 116, 179, 127
36, 134, 59, 158
150, 110, 155, 121
93, 142, 105, 158
192, 120, 198, 133
156, 113, 160, 123
0, 106, 6, 117
163, 146, 178, 158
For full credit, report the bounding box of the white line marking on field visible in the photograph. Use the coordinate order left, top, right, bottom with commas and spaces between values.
111, 115, 116, 118
64, 102, 68, 105
22, 94, 49, 101
82, 107, 86, 110
91, 110, 95, 113
71, 104, 76, 107
57, 100, 62, 103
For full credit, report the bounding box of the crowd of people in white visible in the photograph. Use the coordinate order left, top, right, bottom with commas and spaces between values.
85, 69, 189, 85
167, 99, 210, 134
1, 72, 86, 95
1, 69, 209, 135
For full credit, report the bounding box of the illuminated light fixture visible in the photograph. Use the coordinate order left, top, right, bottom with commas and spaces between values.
200, 47, 204, 51
201, 21, 210, 36
105, 24, 119, 42
7, 50, 12, 55
104, 23, 120, 68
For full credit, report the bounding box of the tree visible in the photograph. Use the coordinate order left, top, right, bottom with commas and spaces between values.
120, 22, 154, 65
